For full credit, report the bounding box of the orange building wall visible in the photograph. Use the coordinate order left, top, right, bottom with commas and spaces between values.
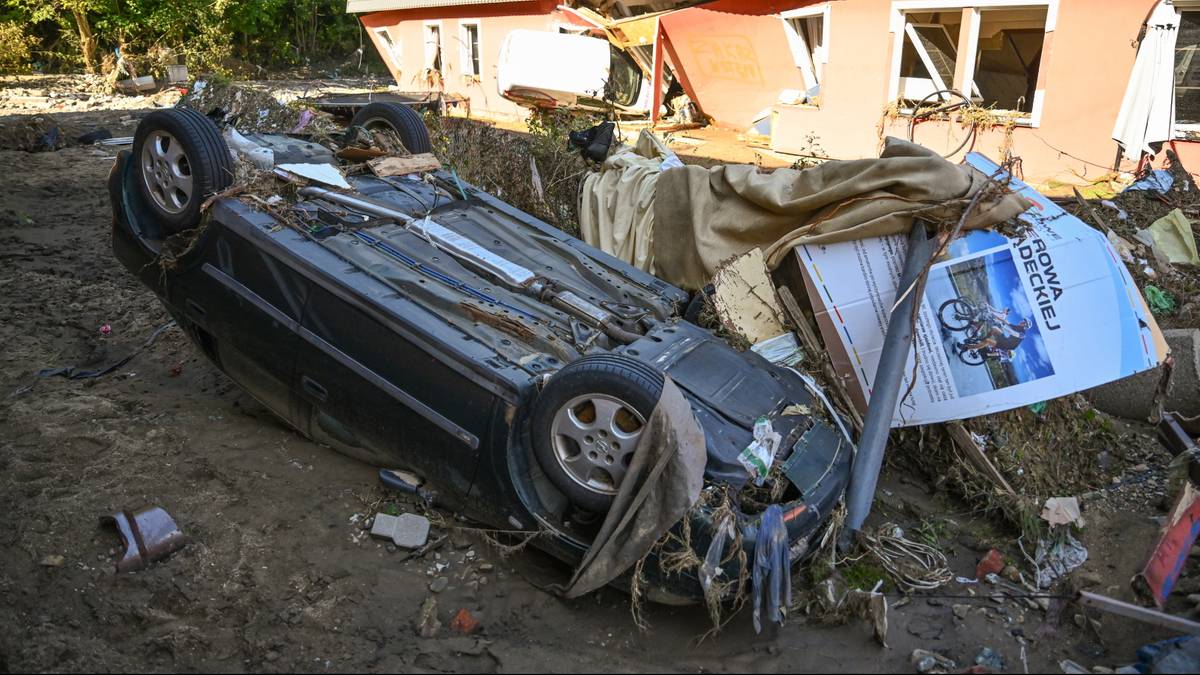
766, 0, 1170, 188
361, 1, 562, 120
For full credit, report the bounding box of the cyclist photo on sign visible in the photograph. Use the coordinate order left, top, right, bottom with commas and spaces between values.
958, 307, 1032, 355
924, 248, 1056, 397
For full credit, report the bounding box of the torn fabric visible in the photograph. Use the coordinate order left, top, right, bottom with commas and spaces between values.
651, 137, 1031, 290
563, 376, 706, 598
579, 130, 678, 274
1112, 1, 1180, 160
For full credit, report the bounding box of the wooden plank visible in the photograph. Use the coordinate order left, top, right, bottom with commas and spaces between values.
776, 284, 865, 436
711, 248, 786, 345
1072, 187, 1111, 232
1080, 591, 1200, 636
337, 147, 390, 161
369, 153, 442, 177
946, 421, 1016, 496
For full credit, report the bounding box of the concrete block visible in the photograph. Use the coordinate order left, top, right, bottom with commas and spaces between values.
369, 512, 431, 549
1085, 329, 1200, 425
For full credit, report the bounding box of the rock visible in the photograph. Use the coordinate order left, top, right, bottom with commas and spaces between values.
451, 532, 472, 549
449, 607, 481, 635
430, 577, 449, 593
265, 650, 280, 663
1086, 329, 1200, 424
417, 597, 440, 638
39, 555, 65, 568
953, 604, 970, 620
1078, 571, 1104, 588
1002, 565, 1022, 583
478, 563, 494, 573
1132, 463, 1150, 473
911, 649, 956, 674
975, 647, 1005, 670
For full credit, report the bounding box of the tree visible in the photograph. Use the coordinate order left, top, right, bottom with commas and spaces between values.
10, 0, 103, 72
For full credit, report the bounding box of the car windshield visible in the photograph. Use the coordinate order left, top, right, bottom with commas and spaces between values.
605, 46, 642, 107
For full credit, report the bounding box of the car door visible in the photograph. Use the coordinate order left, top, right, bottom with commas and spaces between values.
177, 223, 309, 429
293, 284, 492, 497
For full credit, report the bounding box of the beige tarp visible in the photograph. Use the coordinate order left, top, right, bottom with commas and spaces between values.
562, 376, 706, 599
579, 131, 676, 275
651, 137, 1032, 290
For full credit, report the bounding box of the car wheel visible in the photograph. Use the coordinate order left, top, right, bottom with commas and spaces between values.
132, 108, 233, 235
349, 102, 432, 154
531, 354, 664, 513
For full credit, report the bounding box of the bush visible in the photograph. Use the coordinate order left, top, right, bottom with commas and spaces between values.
425, 109, 600, 237
0, 21, 37, 73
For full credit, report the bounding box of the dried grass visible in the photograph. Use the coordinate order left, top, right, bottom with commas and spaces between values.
423, 109, 599, 237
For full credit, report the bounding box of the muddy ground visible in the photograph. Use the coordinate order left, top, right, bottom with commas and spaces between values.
0, 78, 1192, 673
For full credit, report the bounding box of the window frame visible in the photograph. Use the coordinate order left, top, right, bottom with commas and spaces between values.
372, 27, 402, 72
423, 20, 444, 74
459, 19, 481, 79
1174, 4, 1200, 138
887, 0, 1058, 127
780, 3, 831, 99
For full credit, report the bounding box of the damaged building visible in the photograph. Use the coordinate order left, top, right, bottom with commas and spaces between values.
351, 0, 1200, 188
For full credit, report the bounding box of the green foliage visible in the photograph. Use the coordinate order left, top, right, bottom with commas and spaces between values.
4, 0, 374, 74
0, 20, 36, 72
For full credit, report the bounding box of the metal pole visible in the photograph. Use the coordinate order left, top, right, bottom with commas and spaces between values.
840, 223, 934, 550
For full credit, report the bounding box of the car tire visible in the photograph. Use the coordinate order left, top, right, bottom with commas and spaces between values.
349, 102, 432, 154
530, 354, 664, 513
131, 108, 233, 235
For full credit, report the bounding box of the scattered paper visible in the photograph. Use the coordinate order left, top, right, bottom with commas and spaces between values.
737, 416, 781, 485
1041, 496, 1084, 527
1142, 209, 1199, 266
751, 332, 804, 367
277, 162, 352, 189
1034, 532, 1088, 588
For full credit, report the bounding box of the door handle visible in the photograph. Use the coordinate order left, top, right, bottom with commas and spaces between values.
301, 375, 328, 402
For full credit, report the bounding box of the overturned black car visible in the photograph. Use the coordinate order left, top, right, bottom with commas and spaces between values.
109, 103, 852, 603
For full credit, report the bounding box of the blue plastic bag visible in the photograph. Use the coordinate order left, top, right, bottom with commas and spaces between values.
752, 504, 791, 633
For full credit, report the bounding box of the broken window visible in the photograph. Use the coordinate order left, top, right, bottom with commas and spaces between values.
972, 8, 1047, 113
604, 46, 642, 107
373, 27, 402, 71
898, 13, 961, 103
781, 5, 829, 100
894, 5, 1048, 117
1177, 11, 1200, 125
424, 23, 443, 73
460, 21, 481, 78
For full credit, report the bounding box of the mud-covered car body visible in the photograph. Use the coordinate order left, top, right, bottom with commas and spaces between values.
108, 125, 852, 601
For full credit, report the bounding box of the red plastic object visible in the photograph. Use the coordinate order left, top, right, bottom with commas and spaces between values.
976, 549, 1005, 580
449, 608, 480, 634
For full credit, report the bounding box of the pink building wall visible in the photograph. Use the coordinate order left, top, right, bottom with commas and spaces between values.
361, 1, 563, 121
761, 0, 1170, 189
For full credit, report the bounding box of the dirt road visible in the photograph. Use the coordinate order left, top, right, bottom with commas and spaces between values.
0, 88, 1185, 673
